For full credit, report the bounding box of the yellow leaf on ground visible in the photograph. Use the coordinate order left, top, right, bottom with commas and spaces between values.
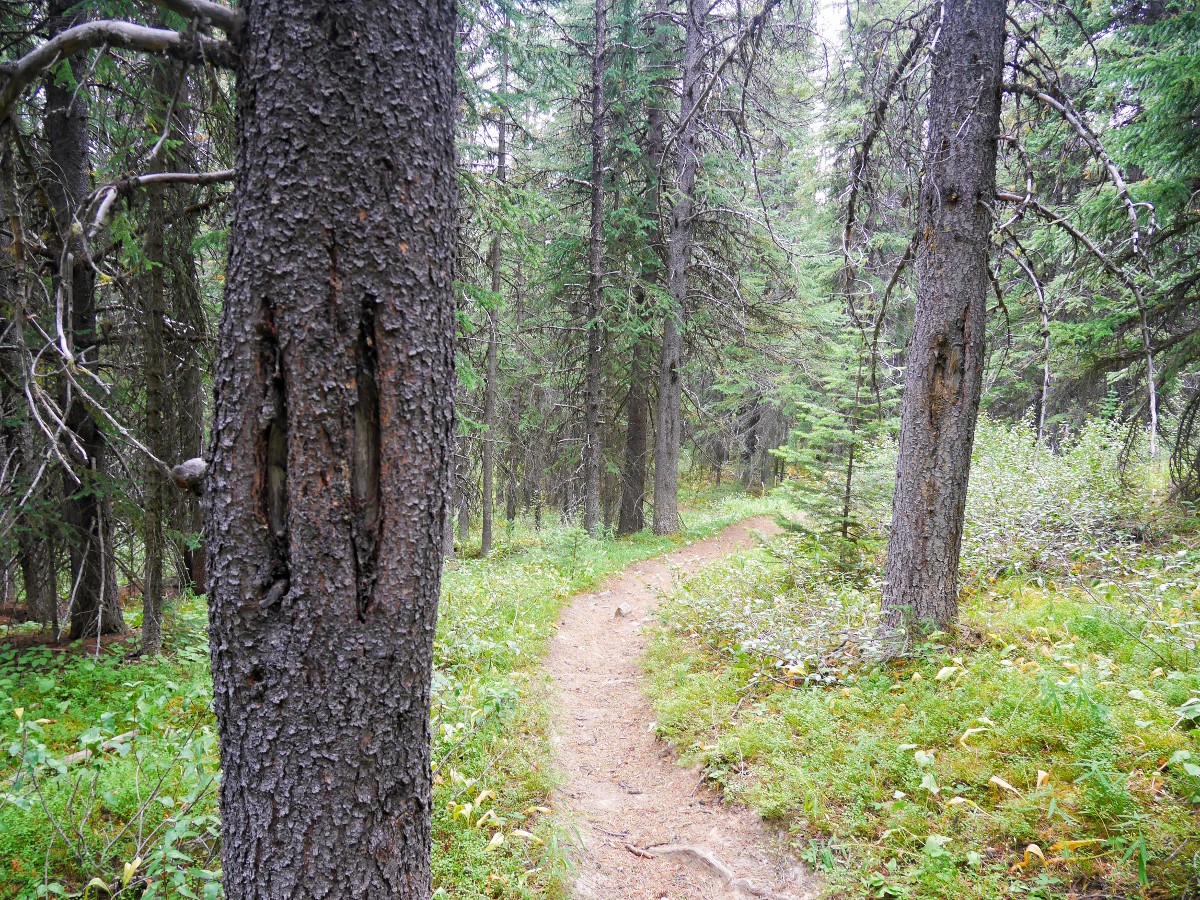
1020, 844, 1046, 867
959, 727, 989, 747
990, 775, 1021, 796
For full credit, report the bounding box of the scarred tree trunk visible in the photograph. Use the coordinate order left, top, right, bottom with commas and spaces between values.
582, 0, 607, 537
206, 1, 457, 895
616, 324, 650, 535
653, 0, 704, 535
883, 0, 1006, 630
44, 0, 124, 640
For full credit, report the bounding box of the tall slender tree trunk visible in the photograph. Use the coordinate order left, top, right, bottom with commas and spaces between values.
44, 0, 124, 640
206, 1, 457, 895
582, 0, 608, 537
163, 76, 208, 595
505, 268, 526, 522
1010, 250, 1052, 446
653, 0, 704, 535
883, 0, 1006, 631
617, 323, 650, 535
482, 39, 508, 557
456, 435, 470, 546
141, 152, 167, 655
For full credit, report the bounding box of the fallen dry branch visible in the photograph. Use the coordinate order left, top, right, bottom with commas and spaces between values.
647, 843, 798, 899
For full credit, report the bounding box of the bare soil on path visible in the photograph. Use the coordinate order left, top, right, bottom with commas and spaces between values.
547, 516, 818, 900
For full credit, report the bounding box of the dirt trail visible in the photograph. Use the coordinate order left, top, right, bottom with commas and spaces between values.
547, 516, 816, 900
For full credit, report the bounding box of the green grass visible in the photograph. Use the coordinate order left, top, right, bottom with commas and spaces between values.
0, 487, 781, 899
645, 529, 1200, 900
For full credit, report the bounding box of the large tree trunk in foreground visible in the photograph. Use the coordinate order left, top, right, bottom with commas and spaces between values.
653, 0, 704, 535
206, 1, 457, 896
883, 0, 1005, 630
45, 0, 124, 640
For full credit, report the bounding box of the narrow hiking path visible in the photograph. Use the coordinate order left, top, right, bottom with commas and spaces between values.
547, 516, 818, 900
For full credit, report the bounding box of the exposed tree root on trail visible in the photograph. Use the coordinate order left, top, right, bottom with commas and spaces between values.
547, 516, 818, 900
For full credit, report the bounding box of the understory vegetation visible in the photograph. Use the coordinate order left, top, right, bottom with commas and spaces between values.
0, 490, 780, 899
647, 421, 1200, 900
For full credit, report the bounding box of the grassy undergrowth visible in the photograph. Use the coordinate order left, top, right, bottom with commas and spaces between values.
646, 422, 1200, 900
0, 487, 781, 899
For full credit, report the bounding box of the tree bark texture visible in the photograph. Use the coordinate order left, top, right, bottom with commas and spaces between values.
205, 1, 457, 896
44, 0, 124, 640
582, 0, 607, 538
653, 0, 704, 535
883, 0, 1005, 630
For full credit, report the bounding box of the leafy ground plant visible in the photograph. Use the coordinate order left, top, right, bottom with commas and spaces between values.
647, 425, 1200, 900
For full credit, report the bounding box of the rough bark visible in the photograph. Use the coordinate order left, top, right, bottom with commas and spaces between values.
205, 0, 457, 895
653, 0, 704, 535
883, 0, 1006, 630
582, 0, 607, 537
616, 326, 650, 535
44, 0, 124, 640
481, 40, 508, 557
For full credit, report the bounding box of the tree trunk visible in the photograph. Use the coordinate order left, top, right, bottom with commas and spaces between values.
582, 0, 607, 538
883, 0, 1006, 631
505, 271, 526, 523
141, 150, 167, 656
653, 0, 704, 535
206, 1, 457, 895
456, 434, 471, 546
481, 39, 508, 557
44, 0, 124, 640
617, 325, 650, 535
163, 72, 209, 595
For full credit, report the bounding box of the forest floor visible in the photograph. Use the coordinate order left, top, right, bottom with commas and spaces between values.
640, 424, 1200, 900
0, 488, 791, 899
548, 516, 818, 899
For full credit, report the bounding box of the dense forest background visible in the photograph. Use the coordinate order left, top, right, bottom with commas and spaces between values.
1, 0, 1198, 632
1, 0, 1199, 898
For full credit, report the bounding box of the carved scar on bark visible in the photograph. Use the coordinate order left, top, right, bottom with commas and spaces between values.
929, 332, 962, 424
351, 295, 382, 621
